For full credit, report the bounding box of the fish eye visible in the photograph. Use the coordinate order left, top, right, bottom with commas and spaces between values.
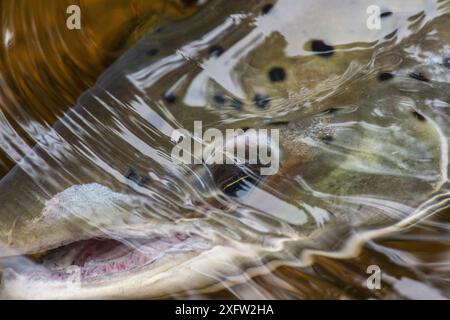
204, 131, 280, 198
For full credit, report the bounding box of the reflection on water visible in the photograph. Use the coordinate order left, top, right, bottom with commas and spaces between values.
0, 0, 449, 299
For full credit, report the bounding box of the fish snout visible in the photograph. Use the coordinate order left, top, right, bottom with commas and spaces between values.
203, 129, 281, 197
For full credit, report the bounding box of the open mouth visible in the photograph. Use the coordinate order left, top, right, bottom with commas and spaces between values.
23, 232, 212, 282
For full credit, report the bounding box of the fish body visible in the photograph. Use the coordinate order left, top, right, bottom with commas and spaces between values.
1, 0, 449, 299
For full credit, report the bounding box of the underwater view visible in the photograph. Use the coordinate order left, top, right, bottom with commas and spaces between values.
0, 0, 449, 300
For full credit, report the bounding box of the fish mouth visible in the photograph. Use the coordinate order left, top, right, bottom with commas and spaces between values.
12, 231, 212, 283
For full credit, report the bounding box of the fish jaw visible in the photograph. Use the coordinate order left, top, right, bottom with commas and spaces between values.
0, 183, 136, 258
0, 183, 226, 299
0, 219, 221, 299
0, 245, 244, 300
0, 183, 209, 257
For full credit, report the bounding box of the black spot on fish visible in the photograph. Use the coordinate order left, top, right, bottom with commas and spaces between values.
125, 167, 149, 186
208, 45, 224, 58
412, 110, 426, 121
268, 67, 286, 82
242, 127, 250, 132
268, 120, 290, 127
147, 48, 159, 56
384, 29, 398, 40
321, 134, 333, 144
163, 92, 177, 104
409, 72, 429, 82
230, 98, 243, 109
213, 95, 226, 104
254, 94, 270, 108
213, 95, 242, 109
155, 27, 164, 33
262, 3, 274, 15
380, 11, 393, 18
311, 40, 334, 57
181, 0, 197, 6
125, 167, 139, 182
378, 72, 395, 81
443, 58, 450, 68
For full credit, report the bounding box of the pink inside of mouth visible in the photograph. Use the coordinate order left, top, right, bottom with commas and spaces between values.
25, 234, 210, 281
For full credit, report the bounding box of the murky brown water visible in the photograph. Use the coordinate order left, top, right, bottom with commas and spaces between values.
0, 0, 201, 176
0, 0, 449, 299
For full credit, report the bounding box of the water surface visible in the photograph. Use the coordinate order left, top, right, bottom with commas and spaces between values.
0, 0, 449, 299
